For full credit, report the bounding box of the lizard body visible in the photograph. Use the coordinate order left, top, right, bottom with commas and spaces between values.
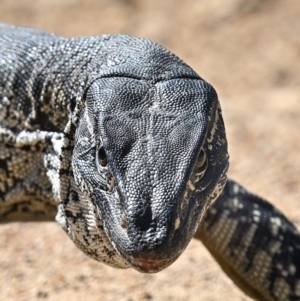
0, 24, 299, 300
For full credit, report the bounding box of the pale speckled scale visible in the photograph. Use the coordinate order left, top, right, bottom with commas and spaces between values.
196, 179, 300, 301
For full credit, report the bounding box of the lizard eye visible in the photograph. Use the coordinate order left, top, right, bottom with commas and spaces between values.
97, 146, 108, 167
198, 148, 207, 167
195, 148, 208, 177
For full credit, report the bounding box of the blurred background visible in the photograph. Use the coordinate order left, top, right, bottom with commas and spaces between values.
0, 0, 299, 300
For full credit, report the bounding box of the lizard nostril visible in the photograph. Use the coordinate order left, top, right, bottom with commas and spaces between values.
135, 205, 152, 231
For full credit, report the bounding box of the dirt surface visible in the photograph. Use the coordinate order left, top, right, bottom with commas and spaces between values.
0, 1, 299, 300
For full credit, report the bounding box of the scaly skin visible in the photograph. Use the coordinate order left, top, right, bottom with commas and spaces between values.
1, 24, 299, 300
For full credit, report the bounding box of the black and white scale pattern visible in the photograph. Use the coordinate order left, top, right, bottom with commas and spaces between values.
0, 24, 299, 301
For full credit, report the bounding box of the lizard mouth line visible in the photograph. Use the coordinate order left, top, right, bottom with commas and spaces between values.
128, 257, 168, 273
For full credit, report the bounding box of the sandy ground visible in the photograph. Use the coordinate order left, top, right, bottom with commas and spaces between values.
0, 0, 299, 300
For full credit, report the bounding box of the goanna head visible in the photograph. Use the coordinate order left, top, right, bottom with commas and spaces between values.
60, 36, 229, 273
